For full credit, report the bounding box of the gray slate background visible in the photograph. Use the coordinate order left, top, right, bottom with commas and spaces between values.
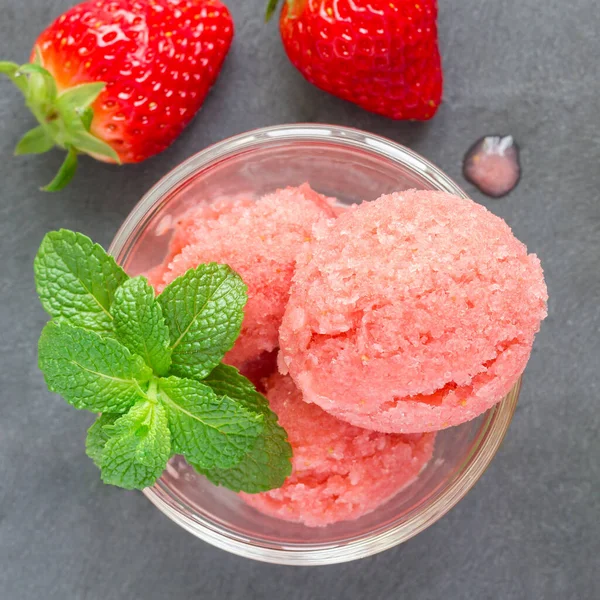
1, 0, 598, 598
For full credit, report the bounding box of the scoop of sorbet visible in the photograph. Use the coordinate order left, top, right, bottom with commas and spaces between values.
240, 374, 435, 527
278, 190, 548, 433
149, 184, 336, 367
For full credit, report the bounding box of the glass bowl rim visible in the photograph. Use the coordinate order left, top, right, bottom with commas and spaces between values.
108, 123, 520, 565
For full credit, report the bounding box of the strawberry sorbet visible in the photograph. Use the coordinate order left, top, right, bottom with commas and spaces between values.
240, 374, 435, 527
150, 184, 336, 366
279, 190, 548, 433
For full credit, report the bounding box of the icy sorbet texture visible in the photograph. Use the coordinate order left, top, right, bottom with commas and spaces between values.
240, 374, 435, 527
148, 184, 547, 526
149, 184, 336, 367
279, 190, 548, 433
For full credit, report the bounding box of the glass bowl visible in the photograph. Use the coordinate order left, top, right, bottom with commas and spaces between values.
109, 124, 520, 565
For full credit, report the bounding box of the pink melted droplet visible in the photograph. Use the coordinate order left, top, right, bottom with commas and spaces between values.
463, 135, 521, 198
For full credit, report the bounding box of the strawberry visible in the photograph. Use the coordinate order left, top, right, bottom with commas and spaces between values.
267, 0, 442, 121
0, 0, 233, 191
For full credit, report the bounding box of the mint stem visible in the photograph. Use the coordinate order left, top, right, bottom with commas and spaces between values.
147, 377, 158, 403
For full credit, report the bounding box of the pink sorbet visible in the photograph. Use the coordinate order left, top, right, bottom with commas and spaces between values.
278, 190, 548, 433
240, 374, 435, 527
152, 184, 336, 367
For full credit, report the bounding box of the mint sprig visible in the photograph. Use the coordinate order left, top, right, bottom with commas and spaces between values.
34, 230, 292, 493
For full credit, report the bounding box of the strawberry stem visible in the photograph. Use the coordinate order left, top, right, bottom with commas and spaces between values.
42, 146, 79, 192
0, 58, 120, 192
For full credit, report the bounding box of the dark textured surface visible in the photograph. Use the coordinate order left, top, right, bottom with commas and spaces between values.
1, 0, 598, 598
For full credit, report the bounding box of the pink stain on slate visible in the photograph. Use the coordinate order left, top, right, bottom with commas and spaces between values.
463, 135, 521, 198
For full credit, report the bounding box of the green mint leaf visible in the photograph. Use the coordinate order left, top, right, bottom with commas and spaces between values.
85, 412, 119, 468
34, 230, 128, 334
38, 321, 151, 413
158, 375, 262, 469
158, 264, 247, 381
100, 400, 171, 490
112, 277, 172, 376
196, 365, 292, 493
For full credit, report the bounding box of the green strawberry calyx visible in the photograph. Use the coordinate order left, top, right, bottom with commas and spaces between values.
0, 53, 120, 192
265, 0, 304, 21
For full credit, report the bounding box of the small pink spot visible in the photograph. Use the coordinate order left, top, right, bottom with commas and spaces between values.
463, 135, 521, 198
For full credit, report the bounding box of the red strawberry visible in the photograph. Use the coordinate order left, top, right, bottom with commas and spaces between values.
0, 0, 233, 191
267, 0, 442, 121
